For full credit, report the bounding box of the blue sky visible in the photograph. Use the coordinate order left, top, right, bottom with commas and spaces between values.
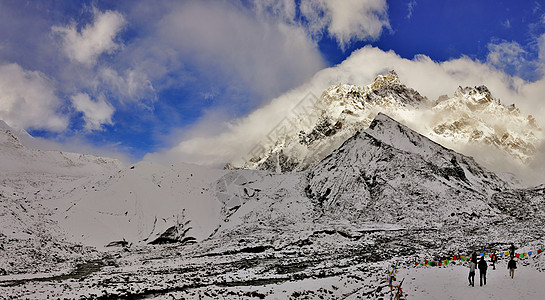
0, 0, 544, 163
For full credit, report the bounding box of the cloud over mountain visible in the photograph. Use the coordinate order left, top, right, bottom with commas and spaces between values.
148, 46, 545, 184
0, 63, 68, 132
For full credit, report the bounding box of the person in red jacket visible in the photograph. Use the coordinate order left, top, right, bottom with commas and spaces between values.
490, 253, 497, 270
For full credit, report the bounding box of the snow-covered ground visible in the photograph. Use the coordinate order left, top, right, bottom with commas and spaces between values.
399, 259, 545, 299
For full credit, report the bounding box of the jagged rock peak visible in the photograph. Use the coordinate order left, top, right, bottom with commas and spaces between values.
322, 70, 425, 108
453, 85, 494, 104
370, 70, 400, 90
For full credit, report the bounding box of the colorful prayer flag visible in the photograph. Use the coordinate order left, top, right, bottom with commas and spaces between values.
529, 251, 533, 256
515, 253, 520, 258
538, 249, 542, 254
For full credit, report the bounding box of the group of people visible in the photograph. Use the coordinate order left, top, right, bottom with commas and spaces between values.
467, 243, 518, 287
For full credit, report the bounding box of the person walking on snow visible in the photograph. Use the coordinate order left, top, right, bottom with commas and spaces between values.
509, 243, 516, 258
478, 256, 488, 286
508, 257, 517, 279
490, 253, 497, 270
468, 259, 476, 287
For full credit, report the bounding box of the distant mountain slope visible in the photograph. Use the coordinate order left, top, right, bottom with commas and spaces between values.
234, 71, 427, 172
0, 121, 123, 274
0, 120, 122, 177
51, 162, 227, 248
429, 85, 541, 163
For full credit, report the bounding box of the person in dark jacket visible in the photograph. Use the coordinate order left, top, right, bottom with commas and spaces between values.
471, 252, 478, 264
509, 243, 516, 258
508, 258, 517, 279
478, 256, 488, 286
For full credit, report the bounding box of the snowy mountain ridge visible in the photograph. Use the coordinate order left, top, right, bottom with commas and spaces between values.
231, 71, 542, 176
305, 113, 509, 227
0, 122, 123, 178
235, 70, 427, 172
430, 85, 541, 163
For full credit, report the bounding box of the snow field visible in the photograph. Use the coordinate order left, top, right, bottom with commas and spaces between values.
398, 260, 545, 299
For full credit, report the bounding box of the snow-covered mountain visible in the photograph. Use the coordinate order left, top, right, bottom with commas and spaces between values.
0, 120, 123, 177
1, 111, 545, 299
230, 71, 541, 175
233, 71, 426, 172
0, 122, 124, 275
216, 113, 544, 250
306, 113, 509, 226
429, 85, 541, 163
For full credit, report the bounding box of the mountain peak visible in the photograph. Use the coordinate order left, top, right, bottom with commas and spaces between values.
453, 85, 494, 104
367, 112, 453, 160
370, 70, 400, 90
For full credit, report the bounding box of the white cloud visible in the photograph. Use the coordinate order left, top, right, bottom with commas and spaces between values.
146, 46, 545, 185
486, 36, 545, 80
52, 9, 126, 66
300, 0, 390, 49
0, 63, 68, 131
487, 41, 528, 74
97, 67, 156, 108
539, 33, 545, 61
131, 1, 325, 101
407, 0, 417, 19
71, 93, 114, 131
250, 0, 297, 23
